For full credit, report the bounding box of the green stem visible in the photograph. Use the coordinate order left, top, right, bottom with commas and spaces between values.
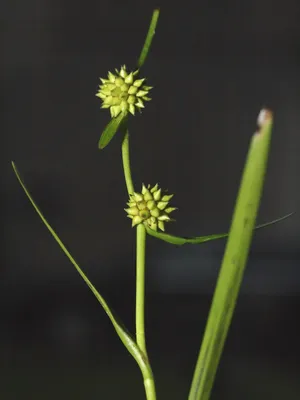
122, 129, 135, 196
143, 377, 156, 400
122, 129, 148, 354
121, 130, 156, 400
136, 223, 155, 400
136, 223, 148, 355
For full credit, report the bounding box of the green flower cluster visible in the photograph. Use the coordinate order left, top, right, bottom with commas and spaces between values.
125, 184, 177, 231
96, 65, 152, 118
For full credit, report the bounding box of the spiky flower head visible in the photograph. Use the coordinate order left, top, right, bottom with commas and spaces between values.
125, 184, 177, 232
96, 65, 152, 118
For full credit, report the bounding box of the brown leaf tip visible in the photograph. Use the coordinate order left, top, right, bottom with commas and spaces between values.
257, 108, 273, 128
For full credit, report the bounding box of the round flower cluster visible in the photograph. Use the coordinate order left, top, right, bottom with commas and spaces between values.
96, 65, 152, 118
125, 184, 176, 231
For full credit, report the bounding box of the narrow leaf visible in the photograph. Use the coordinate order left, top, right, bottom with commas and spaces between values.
188, 109, 274, 400
11, 161, 154, 385
137, 9, 160, 69
145, 213, 293, 245
98, 112, 127, 149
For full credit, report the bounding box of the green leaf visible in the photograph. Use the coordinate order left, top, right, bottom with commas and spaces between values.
98, 112, 127, 149
188, 110, 276, 400
137, 9, 160, 69
145, 213, 293, 245
11, 161, 154, 387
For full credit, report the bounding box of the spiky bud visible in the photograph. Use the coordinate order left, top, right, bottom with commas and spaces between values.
96, 65, 152, 118
125, 184, 177, 231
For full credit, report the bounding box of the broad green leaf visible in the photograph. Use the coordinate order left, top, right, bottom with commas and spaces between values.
145, 213, 293, 245
11, 161, 154, 389
137, 9, 160, 69
98, 112, 127, 149
188, 110, 276, 400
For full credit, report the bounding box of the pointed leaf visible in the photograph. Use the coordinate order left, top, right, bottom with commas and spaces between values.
188, 109, 275, 400
145, 213, 293, 245
11, 161, 154, 385
98, 112, 127, 149
137, 9, 160, 69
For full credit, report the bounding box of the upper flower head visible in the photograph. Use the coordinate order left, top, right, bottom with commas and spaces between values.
125, 184, 177, 232
96, 65, 152, 118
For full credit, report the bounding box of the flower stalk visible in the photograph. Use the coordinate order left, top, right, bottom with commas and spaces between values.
122, 130, 135, 195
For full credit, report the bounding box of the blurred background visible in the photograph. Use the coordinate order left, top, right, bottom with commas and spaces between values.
2, 0, 300, 399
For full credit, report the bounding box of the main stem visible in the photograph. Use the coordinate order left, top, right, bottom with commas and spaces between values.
136, 223, 148, 355
121, 130, 156, 400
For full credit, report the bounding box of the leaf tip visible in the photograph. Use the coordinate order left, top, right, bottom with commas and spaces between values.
257, 108, 273, 132
11, 160, 17, 173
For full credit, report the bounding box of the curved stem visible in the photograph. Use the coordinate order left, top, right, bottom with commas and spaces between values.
122, 129, 135, 196
12, 161, 156, 399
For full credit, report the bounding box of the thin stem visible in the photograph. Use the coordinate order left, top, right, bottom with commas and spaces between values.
136, 223, 148, 355
12, 161, 157, 399
122, 129, 135, 196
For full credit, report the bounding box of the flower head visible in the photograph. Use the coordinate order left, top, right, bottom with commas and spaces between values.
96, 65, 152, 118
125, 184, 177, 231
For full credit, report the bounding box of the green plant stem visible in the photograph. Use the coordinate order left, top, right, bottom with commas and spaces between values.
122, 129, 148, 353
136, 223, 148, 355
143, 376, 156, 400
121, 131, 156, 400
122, 129, 135, 196
136, 223, 155, 399
11, 161, 155, 396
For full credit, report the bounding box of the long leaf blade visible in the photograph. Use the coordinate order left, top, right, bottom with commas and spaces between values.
188, 109, 274, 400
145, 213, 293, 245
11, 161, 154, 384
137, 9, 160, 69
98, 112, 127, 149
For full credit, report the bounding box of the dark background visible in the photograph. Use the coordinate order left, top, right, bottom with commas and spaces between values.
2, 1, 300, 399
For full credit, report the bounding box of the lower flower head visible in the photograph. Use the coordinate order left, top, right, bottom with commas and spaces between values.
125, 184, 177, 231
96, 65, 152, 118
